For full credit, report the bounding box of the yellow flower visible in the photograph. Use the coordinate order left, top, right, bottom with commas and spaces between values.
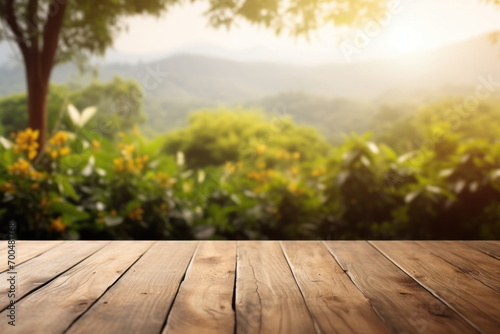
290, 166, 299, 176
257, 161, 266, 169
134, 155, 149, 171
156, 172, 171, 188
311, 166, 326, 178
255, 144, 266, 155
46, 131, 71, 159
288, 183, 301, 195
276, 150, 286, 159
13, 128, 39, 160
114, 146, 148, 173
224, 161, 236, 174
50, 217, 66, 232
59, 147, 70, 156
49, 131, 68, 146
292, 152, 301, 160
126, 159, 136, 172
121, 144, 135, 158
1, 181, 16, 194
28, 150, 37, 160
266, 169, 275, 178
113, 157, 125, 172
128, 207, 144, 221
8, 158, 31, 178
30, 170, 43, 180
91, 140, 100, 149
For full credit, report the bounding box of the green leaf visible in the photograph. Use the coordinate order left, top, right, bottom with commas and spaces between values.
48, 201, 89, 221
55, 175, 78, 200
125, 199, 142, 213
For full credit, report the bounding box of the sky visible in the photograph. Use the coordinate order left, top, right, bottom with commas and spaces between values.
111, 0, 500, 64
0, 0, 498, 66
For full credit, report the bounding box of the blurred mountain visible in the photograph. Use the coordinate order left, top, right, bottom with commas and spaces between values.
1, 32, 499, 137
1, 32, 499, 99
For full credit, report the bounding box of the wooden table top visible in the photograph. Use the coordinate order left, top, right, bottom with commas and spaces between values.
0, 240, 498, 333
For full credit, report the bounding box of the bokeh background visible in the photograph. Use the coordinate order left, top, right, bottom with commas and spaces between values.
1, 0, 500, 240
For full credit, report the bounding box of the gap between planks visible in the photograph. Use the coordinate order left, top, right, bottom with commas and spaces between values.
369, 241, 499, 334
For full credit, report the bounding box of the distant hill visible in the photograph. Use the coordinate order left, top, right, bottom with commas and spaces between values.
1, 32, 499, 138
2, 32, 499, 99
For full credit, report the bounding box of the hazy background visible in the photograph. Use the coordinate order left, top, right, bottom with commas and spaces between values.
1, 0, 500, 240
1, 1, 500, 141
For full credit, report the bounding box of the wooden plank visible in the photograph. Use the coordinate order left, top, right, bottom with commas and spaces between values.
281, 241, 390, 334
372, 241, 500, 334
0, 241, 63, 273
235, 241, 317, 334
324, 241, 477, 334
417, 241, 500, 292
461, 241, 500, 260
0, 241, 152, 334
66, 241, 198, 334
162, 241, 236, 334
0, 241, 108, 310
0, 242, 8, 252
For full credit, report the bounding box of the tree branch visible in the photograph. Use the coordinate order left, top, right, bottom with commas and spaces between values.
41, 0, 68, 81
4, 0, 29, 58
26, 0, 38, 50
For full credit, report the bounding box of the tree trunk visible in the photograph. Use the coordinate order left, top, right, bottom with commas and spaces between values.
6, 0, 69, 155
26, 63, 49, 151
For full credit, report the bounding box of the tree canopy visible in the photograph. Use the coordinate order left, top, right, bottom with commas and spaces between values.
0, 0, 395, 66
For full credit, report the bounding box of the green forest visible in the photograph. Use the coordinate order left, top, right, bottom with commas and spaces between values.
1, 78, 499, 240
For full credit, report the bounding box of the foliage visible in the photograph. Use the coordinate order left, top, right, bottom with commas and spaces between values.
1, 98, 500, 240
0, 78, 144, 137
163, 108, 330, 169
0, 0, 393, 64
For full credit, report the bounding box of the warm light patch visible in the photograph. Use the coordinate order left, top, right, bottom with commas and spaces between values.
385, 26, 425, 56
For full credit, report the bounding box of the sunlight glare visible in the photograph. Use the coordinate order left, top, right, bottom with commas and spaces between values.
385, 26, 425, 56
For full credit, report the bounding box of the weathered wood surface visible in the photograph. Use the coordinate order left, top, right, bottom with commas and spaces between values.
162, 241, 236, 334
0, 240, 497, 333
462, 240, 500, 260
0, 241, 63, 273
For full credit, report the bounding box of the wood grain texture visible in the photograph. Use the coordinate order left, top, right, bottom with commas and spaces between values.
0, 241, 63, 273
324, 241, 477, 334
372, 240, 500, 334
281, 241, 389, 334
0, 241, 152, 334
66, 241, 197, 334
0, 241, 107, 310
235, 241, 317, 334
461, 241, 500, 260
163, 241, 236, 334
0, 241, 497, 334
417, 241, 500, 292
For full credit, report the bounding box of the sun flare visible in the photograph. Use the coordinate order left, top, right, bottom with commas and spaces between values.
385, 26, 425, 55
